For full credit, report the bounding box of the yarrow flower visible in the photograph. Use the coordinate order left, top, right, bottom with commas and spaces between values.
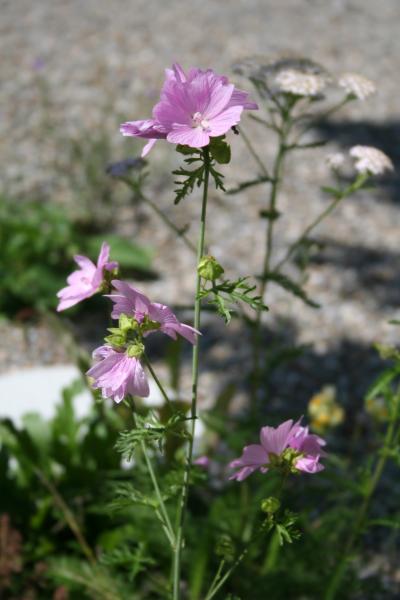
120, 63, 258, 156
338, 73, 376, 101
275, 69, 327, 97
229, 419, 326, 482
326, 152, 345, 170
57, 242, 118, 311
108, 280, 199, 344
350, 145, 394, 175
87, 344, 149, 402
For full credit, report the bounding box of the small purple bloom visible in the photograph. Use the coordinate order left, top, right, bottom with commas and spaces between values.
120, 63, 258, 156
108, 280, 199, 344
194, 455, 211, 469
57, 243, 118, 312
87, 345, 149, 402
229, 419, 326, 481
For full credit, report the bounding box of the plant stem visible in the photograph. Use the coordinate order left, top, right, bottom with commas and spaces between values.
204, 521, 271, 600
172, 147, 210, 600
129, 404, 175, 547
273, 194, 344, 273
34, 467, 96, 565
325, 398, 399, 600
239, 126, 271, 179
251, 118, 290, 399
143, 353, 174, 409
123, 177, 196, 253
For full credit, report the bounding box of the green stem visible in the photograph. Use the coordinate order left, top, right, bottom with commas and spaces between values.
239, 126, 271, 179
143, 353, 174, 409
325, 399, 399, 600
123, 178, 196, 253
251, 119, 290, 399
172, 148, 211, 599
274, 194, 344, 273
34, 467, 96, 565
129, 406, 175, 547
204, 521, 271, 600
204, 559, 225, 600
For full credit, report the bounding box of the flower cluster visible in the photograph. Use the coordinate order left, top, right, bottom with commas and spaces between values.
275, 69, 327, 97
338, 73, 376, 101
87, 281, 199, 402
229, 419, 326, 481
350, 145, 394, 176
120, 63, 257, 156
56, 245, 199, 403
325, 145, 393, 177
308, 385, 344, 433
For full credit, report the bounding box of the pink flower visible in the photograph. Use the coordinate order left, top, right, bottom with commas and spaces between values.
108, 280, 199, 344
57, 242, 118, 312
120, 63, 258, 156
194, 455, 211, 469
87, 345, 149, 402
229, 419, 326, 481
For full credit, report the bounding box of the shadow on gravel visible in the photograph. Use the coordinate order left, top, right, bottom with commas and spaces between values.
310, 238, 400, 309
316, 119, 400, 203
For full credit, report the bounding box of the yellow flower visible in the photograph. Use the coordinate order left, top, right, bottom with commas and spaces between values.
365, 396, 389, 422
308, 385, 344, 433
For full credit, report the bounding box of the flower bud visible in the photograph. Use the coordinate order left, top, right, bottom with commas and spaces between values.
215, 534, 235, 562
261, 496, 281, 514
119, 314, 138, 332
198, 255, 224, 281
126, 341, 145, 358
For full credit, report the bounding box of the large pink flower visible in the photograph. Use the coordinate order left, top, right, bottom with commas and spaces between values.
120, 63, 258, 156
57, 242, 118, 312
229, 419, 326, 481
108, 280, 199, 344
87, 345, 149, 402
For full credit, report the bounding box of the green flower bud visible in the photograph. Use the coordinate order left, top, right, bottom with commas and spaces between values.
104, 334, 126, 349
261, 496, 281, 514
119, 314, 138, 332
215, 533, 235, 562
198, 255, 224, 281
126, 341, 145, 358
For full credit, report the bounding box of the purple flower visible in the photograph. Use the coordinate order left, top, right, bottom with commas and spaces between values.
120, 63, 258, 156
194, 455, 211, 469
108, 280, 199, 344
87, 345, 149, 402
229, 419, 326, 481
57, 243, 118, 312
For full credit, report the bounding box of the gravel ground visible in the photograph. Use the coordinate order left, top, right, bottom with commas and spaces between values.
2, 0, 400, 410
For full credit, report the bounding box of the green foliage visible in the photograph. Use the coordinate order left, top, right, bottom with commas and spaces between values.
0, 196, 152, 315
115, 411, 191, 459
199, 276, 268, 324
173, 147, 225, 204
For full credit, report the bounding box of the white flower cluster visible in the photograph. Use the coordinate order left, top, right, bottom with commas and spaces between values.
275, 69, 327, 97
338, 73, 376, 101
350, 146, 393, 175
325, 153, 345, 170
326, 146, 393, 176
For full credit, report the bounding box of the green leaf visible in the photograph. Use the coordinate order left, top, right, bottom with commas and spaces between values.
209, 137, 231, 164
262, 272, 320, 308
365, 366, 400, 401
